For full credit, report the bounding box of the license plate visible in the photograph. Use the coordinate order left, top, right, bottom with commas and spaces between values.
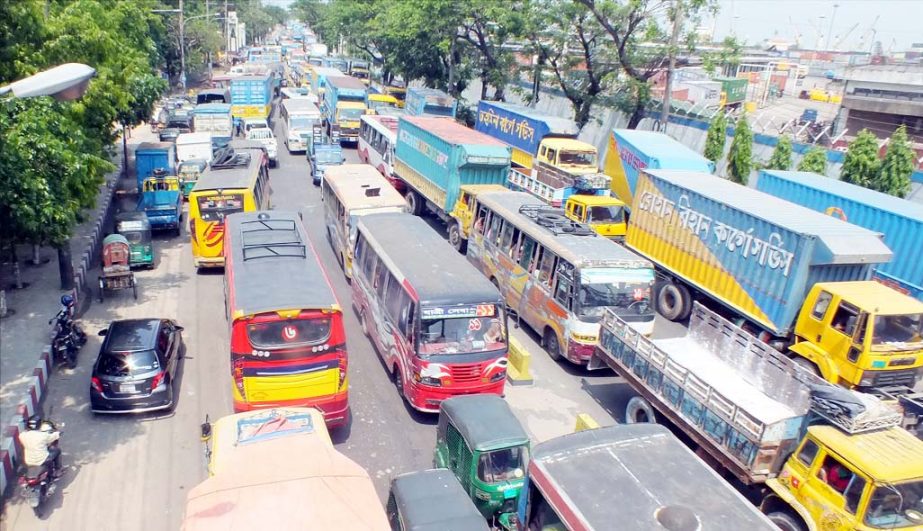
120, 384, 138, 394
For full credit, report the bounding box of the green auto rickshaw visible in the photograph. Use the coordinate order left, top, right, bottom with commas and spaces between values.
434, 395, 530, 530
177, 159, 208, 199
115, 212, 154, 268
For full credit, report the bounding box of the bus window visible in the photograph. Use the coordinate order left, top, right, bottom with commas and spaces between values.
537, 247, 556, 286
475, 205, 490, 234
519, 235, 537, 270
487, 215, 504, 246
499, 223, 518, 256
554, 273, 573, 310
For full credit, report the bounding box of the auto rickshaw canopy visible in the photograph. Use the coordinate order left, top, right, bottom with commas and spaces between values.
439, 395, 529, 452
390, 469, 489, 531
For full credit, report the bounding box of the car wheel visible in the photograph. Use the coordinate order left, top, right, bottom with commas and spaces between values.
543, 328, 562, 361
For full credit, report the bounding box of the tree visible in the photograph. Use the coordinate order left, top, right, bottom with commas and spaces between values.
703, 111, 727, 163
797, 146, 828, 174
840, 129, 881, 188
455, 0, 523, 101
766, 134, 793, 171
874, 125, 913, 198
727, 113, 753, 184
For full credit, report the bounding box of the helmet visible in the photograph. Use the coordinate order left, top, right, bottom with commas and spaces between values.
26, 415, 42, 430
61, 295, 75, 307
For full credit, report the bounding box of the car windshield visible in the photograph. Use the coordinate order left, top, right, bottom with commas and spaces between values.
97, 350, 160, 377
247, 318, 332, 349
248, 129, 273, 140
196, 194, 244, 222
418, 307, 506, 355
558, 150, 597, 167
317, 150, 343, 164
870, 314, 923, 351
339, 108, 364, 121
864, 481, 923, 529
587, 205, 625, 223
477, 447, 528, 483
577, 268, 654, 322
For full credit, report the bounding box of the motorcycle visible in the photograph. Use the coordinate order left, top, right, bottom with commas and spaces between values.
18, 420, 64, 517
49, 308, 86, 347
51, 331, 79, 370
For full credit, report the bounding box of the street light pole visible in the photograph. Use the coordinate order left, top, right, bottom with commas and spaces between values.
179, 0, 186, 93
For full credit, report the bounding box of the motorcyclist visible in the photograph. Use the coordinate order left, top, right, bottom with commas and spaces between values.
19, 416, 62, 478
60, 294, 76, 321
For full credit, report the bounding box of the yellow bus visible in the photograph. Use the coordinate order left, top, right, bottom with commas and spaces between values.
188, 145, 270, 268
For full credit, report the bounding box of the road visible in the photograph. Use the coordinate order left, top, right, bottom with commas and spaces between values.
2, 113, 685, 530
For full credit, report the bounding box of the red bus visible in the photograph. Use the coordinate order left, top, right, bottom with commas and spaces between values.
351, 212, 508, 413
223, 210, 348, 427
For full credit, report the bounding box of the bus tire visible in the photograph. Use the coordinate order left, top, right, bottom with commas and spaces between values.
360, 309, 370, 337
406, 191, 423, 216
656, 281, 691, 321
766, 511, 806, 531
625, 396, 656, 424
448, 222, 466, 253
393, 366, 405, 400
543, 328, 562, 362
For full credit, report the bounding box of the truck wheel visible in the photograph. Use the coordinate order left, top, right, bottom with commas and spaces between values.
406, 191, 423, 216
656, 282, 691, 321
448, 222, 466, 253
766, 511, 806, 531
625, 396, 656, 424
792, 356, 821, 378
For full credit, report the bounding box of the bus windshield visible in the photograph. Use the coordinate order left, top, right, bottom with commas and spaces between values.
418, 307, 506, 355
577, 268, 653, 322
289, 116, 314, 130
197, 194, 244, 222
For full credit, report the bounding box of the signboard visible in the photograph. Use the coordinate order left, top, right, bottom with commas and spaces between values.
421, 304, 497, 320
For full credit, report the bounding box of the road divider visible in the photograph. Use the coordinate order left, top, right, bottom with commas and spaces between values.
574, 413, 600, 432
506, 336, 533, 386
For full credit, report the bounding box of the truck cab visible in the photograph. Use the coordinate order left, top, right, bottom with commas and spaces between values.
791, 282, 923, 391
768, 425, 923, 531
535, 138, 598, 174
564, 194, 628, 239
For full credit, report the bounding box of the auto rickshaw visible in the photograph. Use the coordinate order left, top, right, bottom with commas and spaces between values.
386, 469, 489, 531
177, 159, 208, 199
98, 234, 138, 302
433, 395, 530, 530
115, 212, 154, 269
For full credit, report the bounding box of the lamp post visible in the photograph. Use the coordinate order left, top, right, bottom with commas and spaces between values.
1, 63, 97, 294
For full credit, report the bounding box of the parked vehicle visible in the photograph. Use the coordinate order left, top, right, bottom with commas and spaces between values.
97, 234, 137, 302
90, 319, 184, 414
193, 103, 233, 146
756, 169, 923, 301
434, 395, 529, 529
516, 424, 777, 530
323, 75, 368, 144
602, 129, 714, 207
18, 418, 63, 517
246, 127, 278, 167
716, 76, 748, 109
404, 87, 456, 118
177, 159, 208, 199
625, 169, 923, 393
115, 211, 154, 268
184, 408, 388, 530
49, 295, 85, 346
134, 142, 176, 191
138, 173, 183, 236
51, 327, 79, 370
592, 302, 923, 530
309, 142, 345, 186
387, 469, 489, 531
230, 74, 273, 126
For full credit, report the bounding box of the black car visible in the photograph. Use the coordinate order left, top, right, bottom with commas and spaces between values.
90, 319, 184, 414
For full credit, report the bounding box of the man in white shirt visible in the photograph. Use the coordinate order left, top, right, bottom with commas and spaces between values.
18, 416, 62, 477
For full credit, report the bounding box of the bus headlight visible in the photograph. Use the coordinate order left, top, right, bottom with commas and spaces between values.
570, 333, 597, 343
413, 372, 442, 386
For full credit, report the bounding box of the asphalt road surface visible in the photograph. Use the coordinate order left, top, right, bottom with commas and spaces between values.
2, 114, 686, 531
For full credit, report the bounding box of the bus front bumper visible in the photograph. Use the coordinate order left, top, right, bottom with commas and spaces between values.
406, 380, 505, 413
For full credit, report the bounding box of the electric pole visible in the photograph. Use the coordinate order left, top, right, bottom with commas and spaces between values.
660, 0, 684, 129
179, 0, 186, 93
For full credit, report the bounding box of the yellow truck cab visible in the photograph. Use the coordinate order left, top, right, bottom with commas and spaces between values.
564, 194, 628, 238
534, 137, 598, 174
367, 93, 399, 113
769, 425, 923, 531
449, 184, 510, 252
791, 282, 923, 391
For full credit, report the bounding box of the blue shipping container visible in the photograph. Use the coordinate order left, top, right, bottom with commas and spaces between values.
626, 169, 893, 336
405, 88, 457, 119
135, 142, 176, 191
474, 101, 579, 158
756, 170, 923, 300
229, 75, 272, 106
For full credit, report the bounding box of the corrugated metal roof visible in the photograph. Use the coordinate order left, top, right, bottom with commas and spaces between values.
481, 101, 579, 137
326, 76, 365, 90
646, 170, 893, 261
760, 170, 923, 221
401, 116, 506, 147
612, 130, 712, 170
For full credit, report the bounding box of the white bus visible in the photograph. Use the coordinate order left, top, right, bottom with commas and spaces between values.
280, 99, 322, 153
358, 114, 400, 189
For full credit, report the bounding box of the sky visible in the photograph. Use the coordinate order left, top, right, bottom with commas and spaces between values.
710, 0, 923, 52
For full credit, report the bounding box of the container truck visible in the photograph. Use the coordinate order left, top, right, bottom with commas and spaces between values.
592, 302, 923, 531
626, 169, 923, 393
310, 66, 345, 100
229, 74, 273, 126
175, 132, 214, 164
475, 101, 626, 239
193, 103, 233, 146
393, 116, 511, 225
717, 76, 748, 108
756, 169, 923, 301
135, 142, 176, 191
322, 75, 368, 144
404, 87, 457, 118
602, 129, 714, 206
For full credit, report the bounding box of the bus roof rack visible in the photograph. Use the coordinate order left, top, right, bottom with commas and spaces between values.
240, 218, 307, 261
211, 146, 252, 169
518, 204, 596, 237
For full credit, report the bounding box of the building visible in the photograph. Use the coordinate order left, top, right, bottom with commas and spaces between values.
834, 65, 923, 143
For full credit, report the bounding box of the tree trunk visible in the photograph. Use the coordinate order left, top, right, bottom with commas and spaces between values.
480, 75, 489, 100
627, 101, 646, 129
57, 243, 75, 291
31, 244, 41, 266
573, 99, 591, 129
11, 245, 23, 290
494, 85, 505, 102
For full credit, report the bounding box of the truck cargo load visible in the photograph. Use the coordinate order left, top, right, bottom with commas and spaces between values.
394, 116, 511, 218
627, 169, 892, 337
475, 100, 579, 168
603, 129, 714, 206
756, 169, 923, 301
193, 103, 233, 145
229, 74, 272, 123
404, 87, 457, 118
135, 142, 176, 191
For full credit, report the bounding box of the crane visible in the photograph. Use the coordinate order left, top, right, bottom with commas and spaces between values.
857, 15, 880, 54
833, 23, 859, 51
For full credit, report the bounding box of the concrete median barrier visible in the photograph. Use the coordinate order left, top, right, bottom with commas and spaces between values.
506, 336, 533, 386
574, 413, 600, 432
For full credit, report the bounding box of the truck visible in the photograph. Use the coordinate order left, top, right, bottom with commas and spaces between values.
393, 116, 511, 224
602, 128, 714, 207
229, 74, 273, 126
193, 103, 233, 145
756, 169, 923, 301
347, 59, 370, 85
404, 87, 457, 118
310, 66, 345, 99
138, 172, 183, 236
175, 132, 214, 165
716, 76, 748, 108
322, 75, 368, 144
592, 302, 923, 531
475, 101, 627, 239
135, 142, 175, 191
516, 424, 778, 530
626, 169, 923, 394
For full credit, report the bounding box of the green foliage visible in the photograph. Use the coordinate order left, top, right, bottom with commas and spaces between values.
797, 146, 828, 174
703, 112, 727, 163
766, 134, 793, 171
840, 129, 881, 188
727, 113, 753, 185
701, 36, 742, 76
874, 125, 913, 198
